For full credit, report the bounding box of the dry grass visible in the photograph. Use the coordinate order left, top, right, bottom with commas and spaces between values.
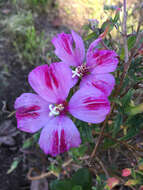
56, 0, 138, 33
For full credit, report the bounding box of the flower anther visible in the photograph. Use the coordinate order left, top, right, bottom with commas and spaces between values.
49, 104, 64, 117
72, 65, 88, 78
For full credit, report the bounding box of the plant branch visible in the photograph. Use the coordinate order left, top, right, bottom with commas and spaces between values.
27, 168, 59, 181
95, 156, 110, 178
93, 131, 143, 158
90, 103, 114, 159
90, 0, 143, 161
122, 0, 129, 63
90, 1, 129, 160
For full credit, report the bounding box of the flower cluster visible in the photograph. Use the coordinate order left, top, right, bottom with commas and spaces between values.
14, 30, 118, 156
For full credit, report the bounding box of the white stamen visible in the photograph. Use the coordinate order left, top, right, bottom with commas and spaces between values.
49, 104, 64, 117
72, 68, 81, 78
72, 65, 87, 78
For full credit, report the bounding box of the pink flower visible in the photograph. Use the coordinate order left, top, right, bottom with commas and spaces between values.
107, 177, 119, 189
122, 168, 131, 177
15, 62, 110, 156
116, 7, 121, 12
52, 31, 118, 96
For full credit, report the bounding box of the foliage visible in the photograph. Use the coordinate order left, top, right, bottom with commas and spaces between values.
2, 11, 34, 36
12, 0, 53, 12
26, 0, 49, 5
13, 25, 48, 65
2, 11, 49, 65
7, 158, 21, 174
50, 168, 92, 190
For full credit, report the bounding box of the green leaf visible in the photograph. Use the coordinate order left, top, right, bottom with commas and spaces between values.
50, 168, 92, 190
101, 19, 114, 33
96, 175, 102, 186
22, 138, 33, 149
76, 120, 93, 143
128, 103, 143, 115
121, 89, 134, 108
84, 32, 98, 41
103, 137, 115, 149
120, 125, 137, 141
72, 185, 83, 190
80, 127, 93, 143
120, 36, 136, 60
113, 11, 120, 23
120, 114, 143, 140
22, 132, 40, 149
71, 168, 92, 190
7, 159, 21, 174
92, 174, 106, 189
81, 126, 93, 143
112, 114, 123, 137
70, 145, 87, 160
91, 187, 97, 190
50, 180, 73, 190
127, 36, 136, 50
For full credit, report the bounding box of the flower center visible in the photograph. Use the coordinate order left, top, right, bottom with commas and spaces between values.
72, 65, 88, 78
49, 104, 64, 117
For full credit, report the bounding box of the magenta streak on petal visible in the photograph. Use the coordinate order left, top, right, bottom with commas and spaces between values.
93, 51, 113, 59
83, 97, 109, 110
93, 51, 100, 58
92, 80, 108, 94
16, 105, 40, 119
45, 69, 53, 89
49, 67, 59, 88
60, 129, 67, 153
93, 51, 114, 66
61, 34, 72, 55
52, 131, 59, 155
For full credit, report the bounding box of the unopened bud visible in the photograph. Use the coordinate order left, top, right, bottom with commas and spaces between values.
122, 168, 131, 177
106, 177, 119, 189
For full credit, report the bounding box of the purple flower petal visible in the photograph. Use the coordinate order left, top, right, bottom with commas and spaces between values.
87, 48, 118, 74
52, 31, 85, 66
39, 116, 81, 156
86, 38, 101, 65
14, 93, 50, 133
80, 73, 115, 96
28, 62, 73, 104
68, 87, 110, 123
71, 30, 85, 65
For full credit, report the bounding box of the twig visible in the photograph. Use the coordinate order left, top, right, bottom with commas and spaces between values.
62, 159, 73, 168
95, 156, 110, 178
115, 31, 143, 96
62, 155, 90, 168
136, 2, 143, 35
90, 117, 108, 159
132, 31, 143, 53
93, 131, 143, 155
2, 101, 10, 113
100, 40, 109, 50
7, 111, 16, 118
90, 103, 114, 159
90, 0, 143, 162
79, 155, 90, 160
122, 0, 129, 63
90, 1, 129, 159
27, 168, 59, 181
